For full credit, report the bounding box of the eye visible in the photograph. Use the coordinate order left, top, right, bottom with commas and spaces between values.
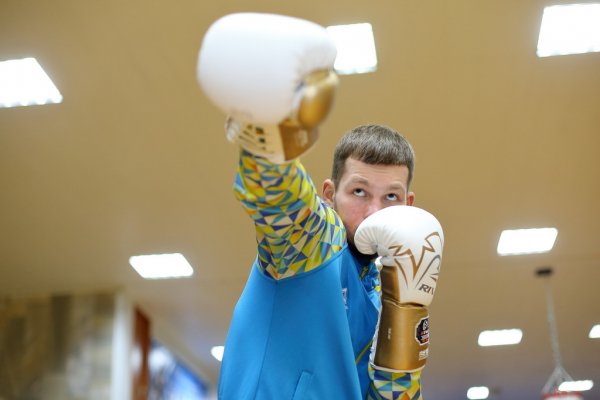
386, 193, 399, 201
353, 188, 366, 197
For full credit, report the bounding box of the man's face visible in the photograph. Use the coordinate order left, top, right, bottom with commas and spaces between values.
322, 157, 414, 247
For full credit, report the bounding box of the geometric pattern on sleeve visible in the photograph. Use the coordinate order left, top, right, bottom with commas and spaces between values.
234, 150, 346, 279
367, 365, 422, 400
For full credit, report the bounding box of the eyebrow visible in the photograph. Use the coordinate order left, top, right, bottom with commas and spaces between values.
347, 178, 407, 192
348, 177, 370, 186
387, 183, 407, 192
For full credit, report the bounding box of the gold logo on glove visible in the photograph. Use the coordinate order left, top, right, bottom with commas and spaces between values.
388, 231, 442, 290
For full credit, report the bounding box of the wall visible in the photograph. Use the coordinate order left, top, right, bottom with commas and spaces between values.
0, 290, 210, 400
0, 291, 121, 400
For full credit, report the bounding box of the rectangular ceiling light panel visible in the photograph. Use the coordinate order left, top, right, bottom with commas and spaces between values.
0, 58, 63, 108
590, 324, 600, 338
478, 329, 523, 346
537, 3, 600, 57
497, 228, 558, 255
558, 380, 594, 392
467, 387, 490, 400
326, 23, 377, 75
129, 253, 194, 279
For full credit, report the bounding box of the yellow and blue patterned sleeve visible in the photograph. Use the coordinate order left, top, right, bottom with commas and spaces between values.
367, 366, 422, 400
234, 150, 346, 279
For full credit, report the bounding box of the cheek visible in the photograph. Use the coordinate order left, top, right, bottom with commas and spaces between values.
334, 198, 361, 234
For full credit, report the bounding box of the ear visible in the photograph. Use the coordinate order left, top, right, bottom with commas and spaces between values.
406, 191, 415, 206
322, 179, 335, 208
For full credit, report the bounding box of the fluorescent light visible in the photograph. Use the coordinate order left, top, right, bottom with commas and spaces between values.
0, 58, 63, 108
326, 23, 377, 75
478, 329, 523, 346
497, 228, 558, 255
211, 346, 224, 362
590, 325, 600, 338
558, 380, 594, 392
129, 253, 194, 279
467, 387, 489, 399
537, 3, 600, 57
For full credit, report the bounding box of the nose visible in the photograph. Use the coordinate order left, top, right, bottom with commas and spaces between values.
364, 198, 386, 219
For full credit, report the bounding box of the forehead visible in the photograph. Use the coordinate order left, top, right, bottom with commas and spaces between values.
340, 157, 410, 189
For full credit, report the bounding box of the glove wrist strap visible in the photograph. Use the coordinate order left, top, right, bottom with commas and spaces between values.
225, 117, 319, 164
372, 301, 430, 373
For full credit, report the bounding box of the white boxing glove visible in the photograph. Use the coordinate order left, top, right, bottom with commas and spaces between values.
197, 13, 339, 164
354, 205, 444, 372
355, 205, 443, 306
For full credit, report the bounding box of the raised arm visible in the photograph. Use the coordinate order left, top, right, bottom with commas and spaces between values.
234, 150, 345, 279
197, 13, 343, 279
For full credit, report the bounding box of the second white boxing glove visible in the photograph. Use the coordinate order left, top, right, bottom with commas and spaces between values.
354, 206, 444, 372
355, 205, 443, 306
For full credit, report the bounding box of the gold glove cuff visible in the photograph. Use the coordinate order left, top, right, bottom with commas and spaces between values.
278, 120, 319, 161
296, 69, 339, 129
373, 300, 429, 372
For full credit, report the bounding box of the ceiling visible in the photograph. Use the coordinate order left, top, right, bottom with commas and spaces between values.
1, 0, 599, 398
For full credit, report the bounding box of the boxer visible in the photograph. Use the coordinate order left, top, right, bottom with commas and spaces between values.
198, 13, 444, 400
